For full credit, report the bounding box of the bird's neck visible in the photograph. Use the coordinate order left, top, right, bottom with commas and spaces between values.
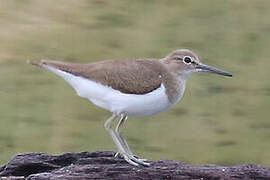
159, 67, 187, 105
167, 76, 187, 106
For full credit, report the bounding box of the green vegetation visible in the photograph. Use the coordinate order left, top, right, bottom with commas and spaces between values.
0, 0, 270, 166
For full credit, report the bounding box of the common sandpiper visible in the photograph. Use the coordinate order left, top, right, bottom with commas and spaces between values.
29, 49, 232, 166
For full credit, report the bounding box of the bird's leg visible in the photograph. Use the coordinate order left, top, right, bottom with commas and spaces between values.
104, 114, 139, 166
104, 114, 126, 158
115, 115, 133, 156
114, 115, 150, 166
104, 114, 126, 155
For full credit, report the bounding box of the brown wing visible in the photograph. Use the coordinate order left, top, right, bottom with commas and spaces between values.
40, 59, 164, 94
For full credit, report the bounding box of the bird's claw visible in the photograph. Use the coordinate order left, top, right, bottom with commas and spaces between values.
115, 152, 150, 166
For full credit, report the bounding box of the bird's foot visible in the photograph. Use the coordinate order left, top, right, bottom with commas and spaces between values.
115, 152, 150, 166
114, 152, 120, 158
133, 155, 148, 162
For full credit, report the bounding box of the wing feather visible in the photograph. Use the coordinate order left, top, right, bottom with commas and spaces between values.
40, 59, 163, 94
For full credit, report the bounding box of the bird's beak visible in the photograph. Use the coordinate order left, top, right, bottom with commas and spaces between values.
196, 63, 232, 77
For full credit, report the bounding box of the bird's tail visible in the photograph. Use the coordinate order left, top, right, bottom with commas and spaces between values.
27, 60, 42, 67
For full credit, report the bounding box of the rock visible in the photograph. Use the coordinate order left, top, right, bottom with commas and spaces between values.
0, 151, 270, 180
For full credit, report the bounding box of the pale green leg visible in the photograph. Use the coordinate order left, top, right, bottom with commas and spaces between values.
114, 114, 150, 166
104, 114, 138, 166
104, 114, 150, 166
115, 115, 133, 156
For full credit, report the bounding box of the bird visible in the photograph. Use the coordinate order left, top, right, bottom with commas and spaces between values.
29, 49, 232, 166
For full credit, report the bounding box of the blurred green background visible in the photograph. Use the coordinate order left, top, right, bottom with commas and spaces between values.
0, 0, 270, 166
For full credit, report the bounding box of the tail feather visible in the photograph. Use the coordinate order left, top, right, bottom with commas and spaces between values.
28, 59, 81, 78
27, 60, 42, 67
27, 59, 62, 68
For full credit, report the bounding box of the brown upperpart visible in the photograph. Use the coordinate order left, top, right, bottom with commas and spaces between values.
31, 49, 201, 103
33, 58, 182, 103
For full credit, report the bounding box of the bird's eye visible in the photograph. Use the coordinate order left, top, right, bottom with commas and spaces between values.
183, 56, 192, 64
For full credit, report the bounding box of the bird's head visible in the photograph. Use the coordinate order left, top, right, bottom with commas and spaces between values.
162, 49, 232, 79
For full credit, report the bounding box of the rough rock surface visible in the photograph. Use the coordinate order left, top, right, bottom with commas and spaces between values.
0, 151, 270, 180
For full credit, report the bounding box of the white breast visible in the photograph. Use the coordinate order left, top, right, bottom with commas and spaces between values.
43, 66, 173, 117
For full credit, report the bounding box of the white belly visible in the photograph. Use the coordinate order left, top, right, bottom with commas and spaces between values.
44, 66, 173, 117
